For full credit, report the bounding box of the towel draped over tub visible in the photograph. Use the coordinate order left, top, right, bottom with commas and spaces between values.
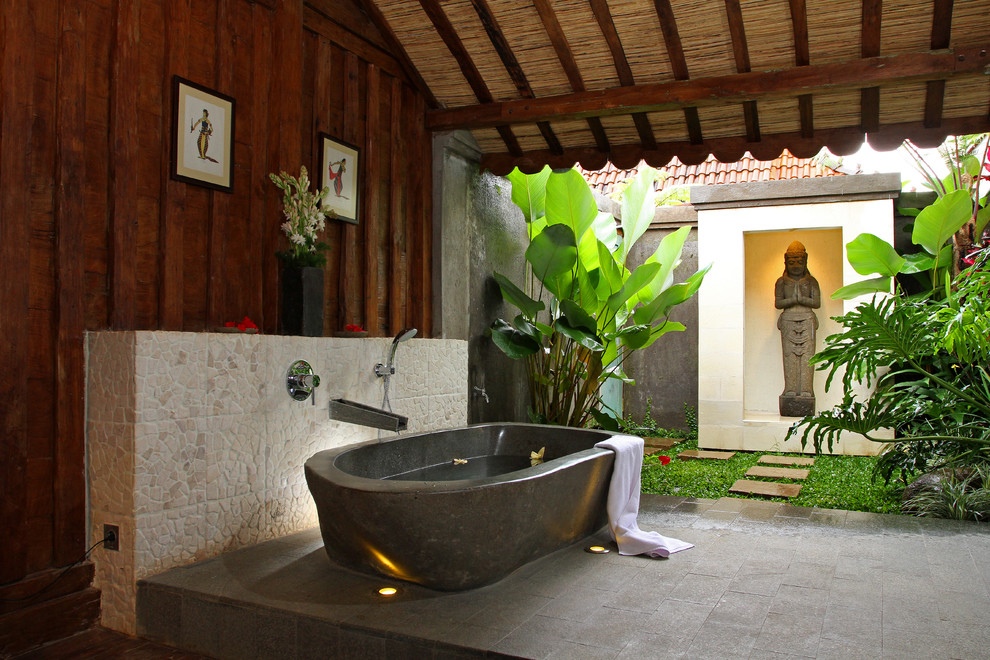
595, 435, 694, 558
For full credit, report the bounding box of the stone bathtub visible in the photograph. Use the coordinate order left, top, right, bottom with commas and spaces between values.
304, 423, 618, 590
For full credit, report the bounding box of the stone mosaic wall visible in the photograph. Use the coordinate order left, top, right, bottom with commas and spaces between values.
87, 331, 468, 633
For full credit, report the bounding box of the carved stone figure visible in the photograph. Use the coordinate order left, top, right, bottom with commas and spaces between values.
775, 241, 820, 417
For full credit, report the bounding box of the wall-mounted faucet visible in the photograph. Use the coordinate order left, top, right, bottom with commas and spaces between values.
286, 360, 320, 404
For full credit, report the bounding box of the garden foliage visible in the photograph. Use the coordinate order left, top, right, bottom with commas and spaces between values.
490, 166, 708, 427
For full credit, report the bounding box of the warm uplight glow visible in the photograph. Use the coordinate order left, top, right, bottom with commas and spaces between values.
378, 586, 399, 597
585, 545, 609, 554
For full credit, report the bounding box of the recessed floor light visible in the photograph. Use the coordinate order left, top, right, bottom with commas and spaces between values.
585, 545, 610, 554
377, 586, 399, 597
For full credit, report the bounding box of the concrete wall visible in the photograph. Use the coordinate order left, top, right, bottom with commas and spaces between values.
433, 131, 530, 423
623, 205, 701, 431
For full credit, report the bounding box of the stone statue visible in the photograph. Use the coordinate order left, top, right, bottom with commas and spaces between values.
775, 241, 820, 417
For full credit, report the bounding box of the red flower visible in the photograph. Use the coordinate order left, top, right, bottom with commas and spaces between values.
659, 455, 671, 466
344, 323, 365, 332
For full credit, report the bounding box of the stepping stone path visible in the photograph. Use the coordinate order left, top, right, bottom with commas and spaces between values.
730, 454, 815, 499
643, 437, 680, 456
728, 479, 804, 498
677, 449, 736, 460
745, 465, 810, 480
674, 450, 816, 499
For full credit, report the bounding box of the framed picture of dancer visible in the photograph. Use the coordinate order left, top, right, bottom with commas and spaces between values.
319, 134, 360, 224
172, 76, 235, 192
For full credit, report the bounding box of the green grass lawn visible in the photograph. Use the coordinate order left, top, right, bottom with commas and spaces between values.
640, 438, 905, 514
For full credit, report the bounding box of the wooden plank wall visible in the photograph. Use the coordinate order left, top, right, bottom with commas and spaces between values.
0, 0, 433, 653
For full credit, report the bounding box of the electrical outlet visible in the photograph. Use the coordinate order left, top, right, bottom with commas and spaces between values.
103, 524, 119, 551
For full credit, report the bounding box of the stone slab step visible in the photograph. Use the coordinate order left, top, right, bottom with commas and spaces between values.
729, 479, 802, 498
678, 449, 736, 461
644, 437, 680, 449
758, 455, 815, 467
644, 447, 673, 456
745, 466, 810, 480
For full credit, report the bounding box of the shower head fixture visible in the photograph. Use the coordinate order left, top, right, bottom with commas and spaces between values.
393, 328, 418, 344
375, 327, 418, 377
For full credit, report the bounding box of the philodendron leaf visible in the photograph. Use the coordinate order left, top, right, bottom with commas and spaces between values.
831, 276, 891, 300
493, 272, 544, 319
845, 233, 905, 276
526, 223, 577, 293
507, 166, 550, 224
490, 318, 540, 358
913, 189, 972, 256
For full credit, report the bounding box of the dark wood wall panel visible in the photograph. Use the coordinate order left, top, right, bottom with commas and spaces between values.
1, 0, 434, 652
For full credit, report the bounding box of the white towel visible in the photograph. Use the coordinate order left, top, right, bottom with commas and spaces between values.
595, 435, 694, 558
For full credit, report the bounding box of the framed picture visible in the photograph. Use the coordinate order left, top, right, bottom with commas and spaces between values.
172, 76, 235, 192
319, 134, 360, 224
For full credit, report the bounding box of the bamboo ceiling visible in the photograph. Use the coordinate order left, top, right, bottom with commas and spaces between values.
359, 0, 990, 174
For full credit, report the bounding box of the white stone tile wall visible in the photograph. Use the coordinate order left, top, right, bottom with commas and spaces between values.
87, 331, 468, 633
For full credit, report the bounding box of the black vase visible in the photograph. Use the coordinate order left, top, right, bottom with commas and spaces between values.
280, 265, 324, 336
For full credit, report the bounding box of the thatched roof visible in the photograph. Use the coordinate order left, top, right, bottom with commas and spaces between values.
360, 0, 990, 175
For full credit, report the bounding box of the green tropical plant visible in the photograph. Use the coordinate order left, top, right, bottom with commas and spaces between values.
901, 466, 990, 521
789, 175, 990, 478
490, 165, 709, 427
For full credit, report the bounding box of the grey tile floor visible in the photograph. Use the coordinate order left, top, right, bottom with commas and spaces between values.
137, 495, 990, 659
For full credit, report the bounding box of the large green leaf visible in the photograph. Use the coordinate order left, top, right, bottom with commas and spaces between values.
490, 318, 540, 358
545, 168, 597, 243
639, 226, 690, 302
591, 210, 618, 249
976, 204, 990, 239
831, 276, 891, 300
526, 223, 577, 295
845, 233, 905, 276
493, 272, 545, 319
633, 263, 711, 325
913, 189, 972, 255
555, 318, 603, 351
617, 165, 657, 264
900, 252, 935, 274
560, 299, 597, 333
507, 166, 550, 224
619, 321, 685, 351
606, 262, 661, 312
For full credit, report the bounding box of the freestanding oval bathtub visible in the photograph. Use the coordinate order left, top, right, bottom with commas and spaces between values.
304, 423, 617, 590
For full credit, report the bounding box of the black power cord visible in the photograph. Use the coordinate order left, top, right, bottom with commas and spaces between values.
0, 534, 111, 604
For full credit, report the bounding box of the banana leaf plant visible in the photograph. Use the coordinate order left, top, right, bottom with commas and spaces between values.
490, 165, 709, 428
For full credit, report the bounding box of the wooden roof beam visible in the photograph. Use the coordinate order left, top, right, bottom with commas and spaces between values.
590, 0, 656, 149
427, 46, 990, 131
532, 0, 610, 152
417, 0, 521, 155
724, 0, 760, 142
788, 0, 814, 138
924, 0, 955, 128
654, 0, 702, 144
860, 0, 882, 133
469, 0, 561, 154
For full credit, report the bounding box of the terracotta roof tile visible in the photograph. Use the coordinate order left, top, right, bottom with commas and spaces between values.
578, 150, 845, 198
